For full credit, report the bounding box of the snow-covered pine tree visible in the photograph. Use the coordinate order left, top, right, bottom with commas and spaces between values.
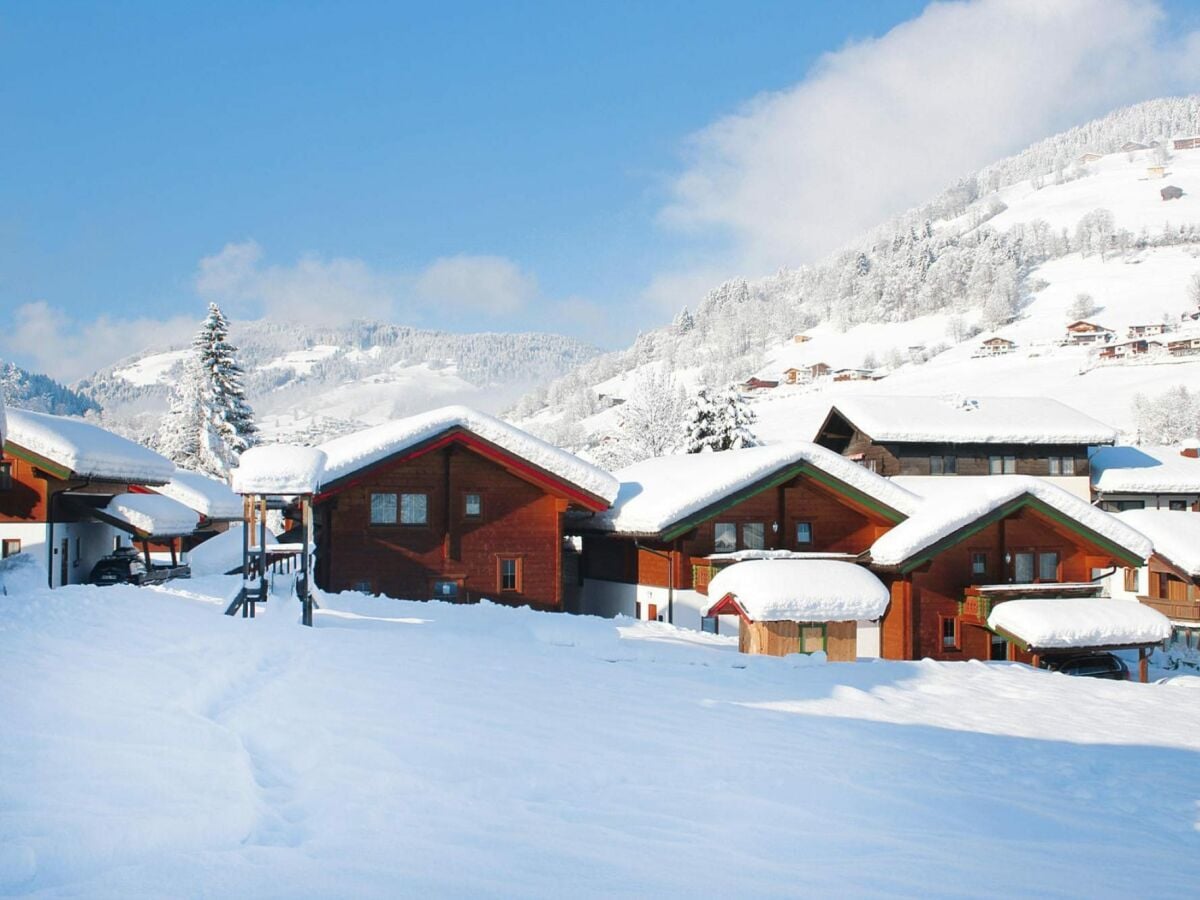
713, 385, 757, 451
683, 388, 719, 453
155, 355, 205, 471
193, 303, 257, 475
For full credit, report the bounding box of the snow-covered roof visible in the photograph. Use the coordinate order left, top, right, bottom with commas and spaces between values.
704, 559, 890, 622
101, 493, 199, 537
586, 442, 921, 536
3, 408, 175, 484
232, 445, 327, 496
821, 396, 1117, 445
187, 524, 278, 577
988, 598, 1171, 650
155, 468, 244, 520
318, 405, 618, 506
1115, 509, 1200, 578
870, 476, 1151, 568
1091, 446, 1200, 494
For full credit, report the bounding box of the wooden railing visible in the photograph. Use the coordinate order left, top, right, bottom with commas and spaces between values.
692, 559, 740, 595
1139, 596, 1200, 623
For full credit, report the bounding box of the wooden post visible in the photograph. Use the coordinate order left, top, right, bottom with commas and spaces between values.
169, 538, 178, 568
301, 496, 313, 627
257, 496, 267, 615
1031, 652, 1041, 671
1138, 647, 1149, 683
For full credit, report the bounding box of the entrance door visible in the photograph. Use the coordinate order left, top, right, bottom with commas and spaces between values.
60, 538, 69, 587
990, 632, 1009, 661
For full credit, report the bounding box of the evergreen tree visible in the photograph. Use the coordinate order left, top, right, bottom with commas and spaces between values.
683, 388, 719, 453
155, 356, 205, 470
713, 385, 757, 451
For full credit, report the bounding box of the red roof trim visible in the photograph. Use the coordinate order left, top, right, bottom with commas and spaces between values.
706, 593, 753, 623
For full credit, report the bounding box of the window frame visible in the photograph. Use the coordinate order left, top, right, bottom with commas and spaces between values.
369, 492, 398, 525
1123, 567, 1139, 593
795, 521, 813, 546
1037, 551, 1060, 582
399, 492, 429, 526
931, 455, 958, 475
1, 538, 20, 559
498, 556, 522, 593
713, 522, 737, 553
970, 551, 988, 579
939, 615, 960, 651
463, 491, 483, 519
0, 461, 11, 491
741, 522, 765, 551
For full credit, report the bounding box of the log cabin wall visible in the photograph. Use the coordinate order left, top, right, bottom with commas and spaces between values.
1139, 556, 1200, 621
316, 444, 568, 609
883, 442, 1091, 478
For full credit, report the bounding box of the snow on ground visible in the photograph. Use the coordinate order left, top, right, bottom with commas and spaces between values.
112, 349, 192, 386
260, 345, 341, 375
2, 578, 1199, 896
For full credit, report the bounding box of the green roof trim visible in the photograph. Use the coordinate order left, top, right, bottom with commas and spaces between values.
3, 442, 72, 481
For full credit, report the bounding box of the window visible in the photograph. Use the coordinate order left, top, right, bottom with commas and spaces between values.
1, 538, 20, 559
859, 458, 879, 473
499, 557, 521, 592
1048, 456, 1076, 476
930, 455, 957, 475
800, 624, 826, 654
1169, 500, 1187, 511
432, 580, 459, 601
701, 616, 719, 634
73, 536, 81, 568
989, 455, 1016, 475
113, 536, 123, 551
0, 462, 11, 491
400, 493, 428, 525
989, 633, 1008, 661
971, 551, 988, 578
370, 492, 397, 524
940, 615, 959, 650
742, 523, 765, 550
463, 493, 482, 518
1037, 552, 1059, 582
352, 579, 372, 593
795, 522, 813, 545
1099, 499, 1144, 512
1014, 552, 1035, 583
1123, 567, 1139, 592
713, 522, 737, 553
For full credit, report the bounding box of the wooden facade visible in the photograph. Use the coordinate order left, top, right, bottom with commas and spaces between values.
814, 410, 1092, 478
314, 428, 606, 610
738, 618, 857, 661
1136, 554, 1200, 624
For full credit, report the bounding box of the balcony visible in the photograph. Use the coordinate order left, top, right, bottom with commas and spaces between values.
960, 582, 1104, 626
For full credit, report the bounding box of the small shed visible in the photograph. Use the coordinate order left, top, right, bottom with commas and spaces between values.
703, 559, 890, 662
1146, 165, 1165, 179
987, 598, 1171, 682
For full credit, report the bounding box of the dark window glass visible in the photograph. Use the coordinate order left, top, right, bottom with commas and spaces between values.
1014, 552, 1035, 583
500, 558, 520, 591
0, 462, 11, 490
796, 522, 813, 545
370, 493, 397, 524
433, 580, 459, 600
971, 552, 987, 577
1037, 552, 1059, 582
942, 617, 957, 648
742, 523, 765, 550
1169, 500, 1187, 511
1, 538, 20, 558
464, 493, 482, 517
713, 522, 736, 553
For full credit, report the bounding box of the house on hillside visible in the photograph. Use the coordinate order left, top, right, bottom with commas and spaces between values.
312, 406, 617, 610
831, 368, 874, 382
570, 442, 920, 647
792, 333, 812, 344
783, 362, 831, 384
0, 408, 184, 587
978, 336, 1016, 356
1098, 338, 1164, 360
1091, 444, 1200, 512
1076, 151, 1104, 165
1173, 136, 1200, 151
1127, 323, 1168, 338
1065, 320, 1114, 344
1146, 165, 1166, 180
1122, 141, 1149, 153
812, 395, 1116, 490
740, 377, 779, 391
1111, 509, 1200, 649
1168, 334, 1200, 356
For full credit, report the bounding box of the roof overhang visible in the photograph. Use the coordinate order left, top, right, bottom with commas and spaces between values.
60, 493, 197, 540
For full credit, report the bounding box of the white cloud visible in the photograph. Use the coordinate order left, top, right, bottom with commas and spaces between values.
413, 255, 537, 315
661, 0, 1200, 272
2, 301, 196, 383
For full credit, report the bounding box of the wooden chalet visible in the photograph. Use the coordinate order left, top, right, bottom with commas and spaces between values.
1162, 185, 1184, 201
1127, 323, 1168, 338
1167, 334, 1200, 356
1076, 152, 1104, 165
978, 336, 1016, 356
1065, 320, 1113, 344
0, 408, 180, 587
312, 406, 617, 610
867, 477, 1153, 665
741, 377, 779, 391
1146, 165, 1166, 179
792, 333, 812, 344
1112, 510, 1200, 648
831, 368, 874, 383
813, 396, 1115, 480
1173, 136, 1200, 151
1121, 141, 1149, 153
1098, 338, 1163, 360
570, 442, 920, 642
783, 362, 831, 384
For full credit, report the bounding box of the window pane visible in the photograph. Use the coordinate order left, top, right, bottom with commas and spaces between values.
0, 462, 11, 490
943, 456, 957, 475
1004, 456, 1016, 474
1169, 500, 1186, 511
1037, 552, 1058, 581
400, 493, 427, 524
433, 580, 458, 599
1061, 457, 1075, 475
742, 523, 765, 550
500, 558, 519, 591
370, 493, 397, 524
988, 456, 1002, 475
714, 522, 736, 553
1048, 457, 1061, 475
971, 552, 987, 576
930, 456, 944, 475
942, 617, 957, 647
464, 493, 482, 517
1014, 552, 1034, 582
795, 522, 813, 544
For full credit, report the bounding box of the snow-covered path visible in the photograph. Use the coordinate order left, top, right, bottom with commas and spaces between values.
2, 577, 1198, 897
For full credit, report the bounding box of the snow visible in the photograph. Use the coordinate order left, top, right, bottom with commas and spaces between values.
2, 576, 1199, 895
260, 345, 340, 375
870, 475, 1152, 567
113, 348, 191, 386
1092, 445, 1200, 494
705, 559, 890, 621
4, 408, 176, 484
187, 525, 277, 577
102, 493, 199, 537
231, 445, 327, 496
155, 468, 244, 520
589, 442, 920, 536
0, 390, 6, 450
988, 598, 1172, 650
822, 395, 1117, 444
1116, 509, 1200, 577
0, 552, 42, 595
319, 405, 618, 504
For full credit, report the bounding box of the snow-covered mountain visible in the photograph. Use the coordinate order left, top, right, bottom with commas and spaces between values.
76, 321, 600, 445
0, 362, 100, 417
513, 96, 1200, 450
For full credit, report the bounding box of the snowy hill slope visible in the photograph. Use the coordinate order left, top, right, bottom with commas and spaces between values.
514, 97, 1200, 449
2, 575, 1199, 895
76, 321, 600, 444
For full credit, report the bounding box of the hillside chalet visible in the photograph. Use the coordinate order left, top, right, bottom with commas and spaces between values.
1173, 136, 1200, 151
978, 336, 1016, 356
0, 408, 182, 586
1112, 510, 1200, 646
783, 362, 831, 384
1065, 321, 1113, 344
1127, 323, 1168, 338
1167, 334, 1200, 356
569, 442, 921, 645
1091, 444, 1200, 511
741, 377, 779, 391
1098, 338, 1163, 360
312, 406, 617, 610
812, 396, 1115, 488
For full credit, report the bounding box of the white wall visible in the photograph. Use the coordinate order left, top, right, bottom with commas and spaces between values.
0, 522, 49, 583
856, 620, 881, 658
47, 522, 124, 587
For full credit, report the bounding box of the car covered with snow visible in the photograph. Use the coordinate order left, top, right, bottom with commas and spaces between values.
87, 547, 189, 587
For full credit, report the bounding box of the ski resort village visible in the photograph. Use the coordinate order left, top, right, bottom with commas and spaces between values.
6, 4, 1200, 897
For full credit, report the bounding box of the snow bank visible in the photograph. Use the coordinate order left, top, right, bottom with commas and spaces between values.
231, 445, 327, 495
1116, 509, 1200, 577
187, 525, 277, 576
705, 559, 890, 621
0, 552, 42, 595
4, 408, 175, 484
1091, 445, 1200, 494
988, 598, 1171, 650
825, 395, 1117, 444
154, 468, 243, 520
103, 493, 199, 537
589, 442, 920, 535
870, 475, 1151, 567
319, 405, 618, 504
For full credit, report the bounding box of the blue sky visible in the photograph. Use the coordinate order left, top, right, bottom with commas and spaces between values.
2, 1, 1199, 379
